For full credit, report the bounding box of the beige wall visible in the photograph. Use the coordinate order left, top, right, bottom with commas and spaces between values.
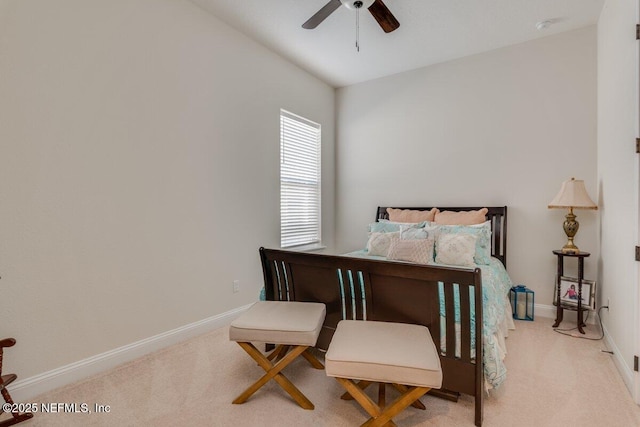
6, 0, 632, 403
335, 27, 598, 308
597, 0, 639, 396
0, 0, 335, 379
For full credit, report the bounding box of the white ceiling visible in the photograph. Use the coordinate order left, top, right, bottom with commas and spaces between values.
190, 0, 604, 88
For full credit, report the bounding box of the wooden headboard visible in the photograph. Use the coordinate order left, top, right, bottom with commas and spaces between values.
376, 206, 508, 268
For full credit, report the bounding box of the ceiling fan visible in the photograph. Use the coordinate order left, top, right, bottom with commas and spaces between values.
302, 0, 400, 33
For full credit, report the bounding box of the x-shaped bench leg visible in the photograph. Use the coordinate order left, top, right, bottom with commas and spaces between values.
233, 342, 321, 410
340, 381, 426, 410
391, 383, 426, 410
336, 377, 431, 427
266, 345, 325, 370
266, 344, 290, 362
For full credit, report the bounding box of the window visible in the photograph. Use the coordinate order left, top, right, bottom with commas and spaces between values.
280, 109, 321, 248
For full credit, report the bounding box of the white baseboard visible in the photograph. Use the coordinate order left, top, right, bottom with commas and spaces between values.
602, 323, 635, 397
537, 304, 633, 397
10, 304, 252, 402
534, 303, 557, 320
534, 303, 598, 325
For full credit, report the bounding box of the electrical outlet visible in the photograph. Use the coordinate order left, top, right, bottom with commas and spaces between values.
233, 280, 240, 293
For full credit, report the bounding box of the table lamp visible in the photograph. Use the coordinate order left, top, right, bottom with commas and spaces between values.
548, 177, 597, 253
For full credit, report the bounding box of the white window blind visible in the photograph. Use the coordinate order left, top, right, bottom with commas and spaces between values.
280, 109, 321, 248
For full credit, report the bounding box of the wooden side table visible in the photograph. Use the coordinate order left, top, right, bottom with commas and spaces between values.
553, 250, 590, 334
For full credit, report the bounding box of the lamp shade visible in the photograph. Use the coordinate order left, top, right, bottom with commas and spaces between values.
548, 178, 597, 210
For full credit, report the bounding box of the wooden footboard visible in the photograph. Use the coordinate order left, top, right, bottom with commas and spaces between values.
260, 247, 484, 426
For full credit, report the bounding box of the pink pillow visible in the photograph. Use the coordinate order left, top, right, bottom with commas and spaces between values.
434, 208, 488, 225
387, 208, 438, 223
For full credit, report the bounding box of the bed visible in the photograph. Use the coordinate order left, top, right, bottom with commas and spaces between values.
260, 206, 512, 427
347, 206, 514, 391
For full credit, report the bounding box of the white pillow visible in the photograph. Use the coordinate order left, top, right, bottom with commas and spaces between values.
400, 226, 428, 240
400, 224, 438, 240
435, 233, 476, 266
435, 221, 491, 265
387, 237, 435, 264
369, 220, 426, 233
366, 232, 400, 256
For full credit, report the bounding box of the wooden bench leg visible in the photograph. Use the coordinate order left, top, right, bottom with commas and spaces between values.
266, 344, 289, 362
341, 380, 374, 400
301, 349, 324, 369
363, 386, 430, 427
342, 382, 425, 410
378, 383, 385, 409
335, 378, 383, 419
266, 346, 324, 370
392, 383, 426, 410
335, 377, 431, 427
233, 342, 316, 409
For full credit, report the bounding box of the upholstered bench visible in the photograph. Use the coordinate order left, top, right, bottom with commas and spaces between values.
325, 320, 443, 426
229, 301, 326, 410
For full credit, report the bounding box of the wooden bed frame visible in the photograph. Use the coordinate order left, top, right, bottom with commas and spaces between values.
260, 206, 507, 427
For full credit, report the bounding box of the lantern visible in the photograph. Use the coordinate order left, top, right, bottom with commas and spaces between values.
510, 285, 534, 321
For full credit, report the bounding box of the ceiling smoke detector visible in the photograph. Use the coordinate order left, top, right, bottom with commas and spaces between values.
536, 20, 552, 30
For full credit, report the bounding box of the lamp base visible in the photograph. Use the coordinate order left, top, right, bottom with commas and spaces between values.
561, 243, 580, 254
562, 209, 580, 254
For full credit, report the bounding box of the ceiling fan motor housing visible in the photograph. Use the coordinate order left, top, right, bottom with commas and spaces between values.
341, 0, 375, 10
303, 0, 399, 34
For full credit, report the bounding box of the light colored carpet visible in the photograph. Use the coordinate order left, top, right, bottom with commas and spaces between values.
9, 318, 640, 426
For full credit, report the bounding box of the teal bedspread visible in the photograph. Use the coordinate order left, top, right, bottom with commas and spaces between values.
342, 250, 513, 389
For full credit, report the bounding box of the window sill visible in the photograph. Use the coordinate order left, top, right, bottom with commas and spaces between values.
283, 243, 326, 253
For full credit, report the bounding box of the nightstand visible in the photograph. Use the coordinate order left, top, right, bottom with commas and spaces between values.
552, 250, 590, 334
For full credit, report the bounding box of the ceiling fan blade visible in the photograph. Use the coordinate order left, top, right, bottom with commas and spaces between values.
302, 0, 342, 29
368, 0, 400, 33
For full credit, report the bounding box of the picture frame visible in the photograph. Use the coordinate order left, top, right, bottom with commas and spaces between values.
554, 276, 595, 309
